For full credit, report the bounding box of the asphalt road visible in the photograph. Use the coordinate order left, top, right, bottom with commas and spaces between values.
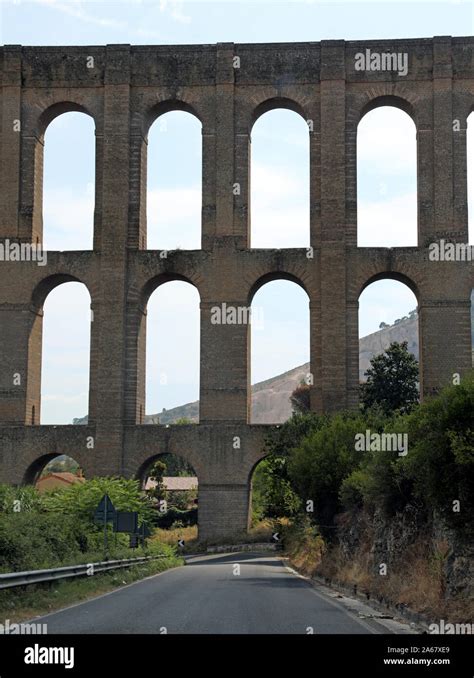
33, 553, 401, 634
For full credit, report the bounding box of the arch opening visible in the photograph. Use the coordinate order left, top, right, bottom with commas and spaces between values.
43, 111, 95, 250
357, 106, 417, 247
40, 281, 91, 425
145, 281, 200, 423
138, 453, 198, 539
250, 279, 310, 423
147, 110, 202, 250
358, 278, 419, 405
24, 453, 85, 487
250, 109, 309, 248
248, 453, 301, 536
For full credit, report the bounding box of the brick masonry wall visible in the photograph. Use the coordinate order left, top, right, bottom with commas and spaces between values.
0, 38, 473, 538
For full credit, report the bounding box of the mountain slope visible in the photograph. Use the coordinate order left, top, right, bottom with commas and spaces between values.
74, 305, 473, 426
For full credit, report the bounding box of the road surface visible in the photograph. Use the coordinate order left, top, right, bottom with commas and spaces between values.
33, 553, 407, 634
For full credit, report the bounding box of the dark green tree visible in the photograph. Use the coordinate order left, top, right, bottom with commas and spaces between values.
147, 460, 167, 500
290, 381, 311, 414
251, 457, 301, 521
360, 341, 419, 415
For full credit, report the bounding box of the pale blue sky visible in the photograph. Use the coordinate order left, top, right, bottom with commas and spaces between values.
2, 0, 472, 422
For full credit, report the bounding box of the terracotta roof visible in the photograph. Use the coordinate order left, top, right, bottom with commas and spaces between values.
145, 476, 198, 491
36, 472, 86, 489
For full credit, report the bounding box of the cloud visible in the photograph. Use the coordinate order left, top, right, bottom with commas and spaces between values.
159, 0, 191, 24
358, 107, 416, 176
147, 186, 201, 249
43, 188, 94, 251
251, 163, 309, 247
358, 192, 417, 247
31, 0, 127, 29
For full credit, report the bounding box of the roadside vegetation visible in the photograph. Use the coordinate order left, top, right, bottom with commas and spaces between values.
253, 343, 474, 620
0, 477, 183, 621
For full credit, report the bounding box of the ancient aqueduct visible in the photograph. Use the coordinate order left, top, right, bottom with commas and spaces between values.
0, 38, 473, 537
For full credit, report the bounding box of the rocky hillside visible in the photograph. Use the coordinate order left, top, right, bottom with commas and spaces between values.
74, 304, 473, 426
151, 312, 419, 425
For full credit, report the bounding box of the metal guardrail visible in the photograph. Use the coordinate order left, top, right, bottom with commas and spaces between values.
0, 555, 167, 590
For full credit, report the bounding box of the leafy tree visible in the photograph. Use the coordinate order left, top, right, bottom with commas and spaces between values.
146, 460, 167, 501
0, 484, 43, 514
165, 488, 197, 511
251, 457, 301, 521
287, 413, 368, 532
157, 452, 195, 477
264, 412, 325, 459
360, 341, 419, 415
41, 476, 154, 524
248, 413, 323, 522
400, 374, 474, 533
290, 382, 311, 414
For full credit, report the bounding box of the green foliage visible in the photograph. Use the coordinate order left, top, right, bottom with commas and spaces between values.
360, 341, 419, 415
264, 412, 326, 458
339, 374, 474, 533
287, 413, 368, 530
339, 468, 370, 511
0, 478, 171, 573
154, 507, 197, 529
290, 382, 311, 415
263, 373, 473, 539
400, 375, 474, 532
251, 412, 324, 522
0, 512, 100, 572
165, 489, 197, 511
0, 484, 43, 514
146, 460, 167, 501
41, 476, 154, 524
156, 452, 195, 477
251, 457, 301, 522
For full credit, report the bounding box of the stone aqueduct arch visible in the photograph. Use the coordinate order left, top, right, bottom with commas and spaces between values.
0, 39, 473, 539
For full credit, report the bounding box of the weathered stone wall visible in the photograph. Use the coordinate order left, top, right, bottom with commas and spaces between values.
0, 38, 473, 539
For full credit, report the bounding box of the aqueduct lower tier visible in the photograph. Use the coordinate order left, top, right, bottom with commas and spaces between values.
0, 38, 473, 538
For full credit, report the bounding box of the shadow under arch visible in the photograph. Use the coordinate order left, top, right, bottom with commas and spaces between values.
250, 96, 307, 132
359, 271, 420, 302
36, 101, 95, 139
248, 271, 308, 305
143, 99, 202, 137
23, 453, 78, 485
359, 94, 416, 127
140, 272, 201, 309
247, 449, 270, 486
135, 451, 198, 489
31, 273, 91, 312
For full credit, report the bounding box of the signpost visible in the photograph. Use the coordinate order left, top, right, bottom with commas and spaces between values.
94, 494, 116, 557
138, 522, 152, 547
114, 512, 138, 534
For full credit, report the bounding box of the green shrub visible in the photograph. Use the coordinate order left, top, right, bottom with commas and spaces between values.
288, 413, 369, 530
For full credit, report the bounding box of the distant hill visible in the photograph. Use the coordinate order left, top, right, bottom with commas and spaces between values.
74, 303, 474, 426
